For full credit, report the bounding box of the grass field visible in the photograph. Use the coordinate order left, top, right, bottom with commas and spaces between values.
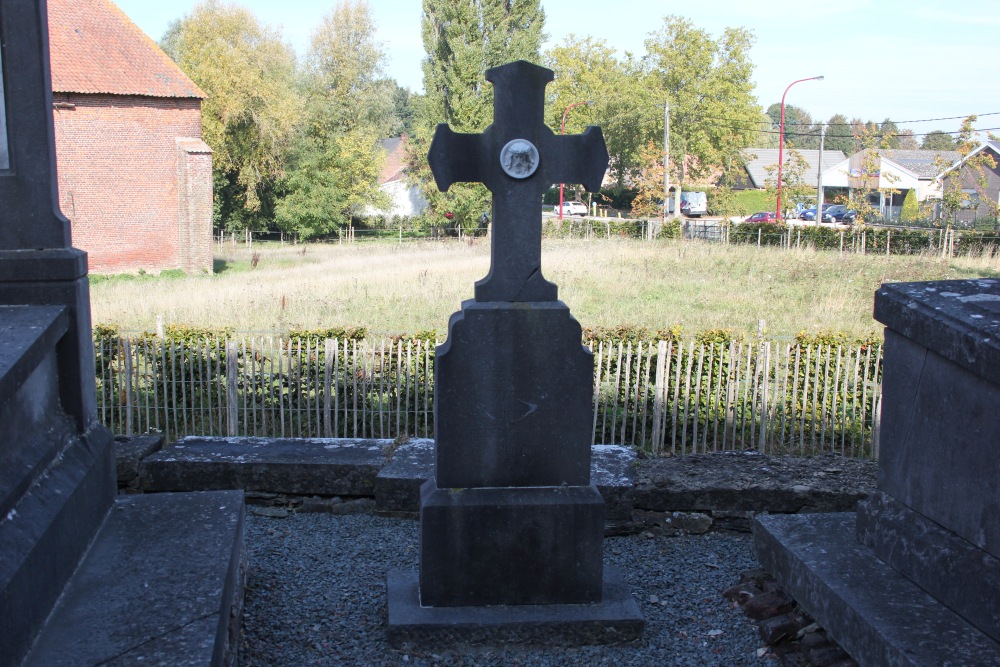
91, 237, 1000, 339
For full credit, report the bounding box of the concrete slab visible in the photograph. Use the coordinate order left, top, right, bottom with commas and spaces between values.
754, 513, 1000, 667
374, 438, 435, 516
114, 434, 164, 489
22, 490, 246, 667
387, 566, 643, 648
140, 436, 391, 496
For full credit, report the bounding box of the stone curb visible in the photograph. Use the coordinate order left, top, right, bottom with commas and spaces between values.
119, 436, 877, 533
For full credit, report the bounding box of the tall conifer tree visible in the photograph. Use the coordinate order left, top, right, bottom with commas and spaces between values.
413, 0, 545, 231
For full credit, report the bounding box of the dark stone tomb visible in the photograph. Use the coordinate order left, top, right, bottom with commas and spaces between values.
386, 61, 643, 646
0, 3, 245, 665
754, 279, 1000, 666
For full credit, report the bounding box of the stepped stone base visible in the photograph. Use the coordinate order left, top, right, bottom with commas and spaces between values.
419, 482, 605, 606
374, 440, 635, 521
387, 566, 643, 648
753, 512, 1000, 667
22, 490, 246, 667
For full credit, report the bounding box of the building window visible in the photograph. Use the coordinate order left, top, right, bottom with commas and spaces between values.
961, 189, 979, 209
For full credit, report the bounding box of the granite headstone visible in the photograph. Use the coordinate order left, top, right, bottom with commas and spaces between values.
386, 60, 642, 646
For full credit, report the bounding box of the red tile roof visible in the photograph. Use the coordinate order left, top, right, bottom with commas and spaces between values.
48, 0, 204, 99
380, 135, 409, 184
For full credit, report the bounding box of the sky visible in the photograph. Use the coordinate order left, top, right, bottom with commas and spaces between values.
115, 0, 1000, 140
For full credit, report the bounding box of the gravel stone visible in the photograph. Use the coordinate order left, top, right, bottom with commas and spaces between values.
239, 513, 768, 666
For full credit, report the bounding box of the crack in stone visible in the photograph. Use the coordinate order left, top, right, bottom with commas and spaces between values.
94, 611, 216, 666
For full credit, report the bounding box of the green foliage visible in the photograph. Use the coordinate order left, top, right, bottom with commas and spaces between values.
847, 123, 899, 224
766, 103, 821, 150
824, 114, 854, 155
93, 323, 121, 339
412, 0, 545, 229
276, 1, 394, 237
288, 326, 368, 343
543, 35, 650, 186
900, 188, 918, 222
939, 115, 1000, 225
764, 147, 813, 216
631, 141, 667, 218
730, 221, 788, 245
582, 325, 683, 345
710, 189, 773, 217
694, 328, 743, 346
922, 130, 957, 151
595, 187, 638, 211
645, 17, 760, 207
162, 1, 301, 228
162, 324, 233, 342
794, 330, 880, 348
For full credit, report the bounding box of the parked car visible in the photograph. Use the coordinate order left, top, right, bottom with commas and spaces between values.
558, 201, 588, 216
799, 204, 835, 221
745, 211, 779, 223
822, 205, 856, 224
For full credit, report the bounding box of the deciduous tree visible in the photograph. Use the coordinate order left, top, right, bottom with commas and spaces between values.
544, 36, 653, 187
938, 115, 999, 225
162, 1, 301, 230
823, 114, 854, 155
276, 0, 395, 236
922, 130, 957, 151
644, 16, 760, 215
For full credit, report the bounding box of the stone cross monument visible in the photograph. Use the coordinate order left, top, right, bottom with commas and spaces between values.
387, 60, 642, 646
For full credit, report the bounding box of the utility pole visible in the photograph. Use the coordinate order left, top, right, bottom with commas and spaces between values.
663, 102, 670, 222
815, 125, 825, 225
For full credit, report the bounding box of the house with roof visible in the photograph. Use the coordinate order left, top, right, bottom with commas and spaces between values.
740, 148, 847, 191
48, 0, 213, 273
364, 135, 427, 219
936, 141, 1000, 224
822, 149, 960, 221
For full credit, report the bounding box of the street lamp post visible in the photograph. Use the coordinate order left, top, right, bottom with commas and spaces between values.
559, 100, 592, 221
776, 76, 823, 221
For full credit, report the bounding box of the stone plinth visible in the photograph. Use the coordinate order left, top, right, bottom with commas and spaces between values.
754, 279, 1000, 665
419, 481, 604, 606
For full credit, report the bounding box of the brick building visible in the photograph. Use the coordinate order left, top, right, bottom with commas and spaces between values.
47, 0, 213, 274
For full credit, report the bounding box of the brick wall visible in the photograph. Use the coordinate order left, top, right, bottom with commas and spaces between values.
52, 93, 213, 274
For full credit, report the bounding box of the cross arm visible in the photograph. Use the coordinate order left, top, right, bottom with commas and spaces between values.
548, 127, 609, 192
427, 124, 489, 192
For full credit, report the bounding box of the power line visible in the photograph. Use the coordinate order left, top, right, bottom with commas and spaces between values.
759, 112, 1000, 128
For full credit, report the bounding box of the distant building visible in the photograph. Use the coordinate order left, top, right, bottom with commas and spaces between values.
937, 141, 1000, 224
823, 149, 961, 220
740, 148, 847, 190
48, 0, 213, 273
366, 135, 427, 218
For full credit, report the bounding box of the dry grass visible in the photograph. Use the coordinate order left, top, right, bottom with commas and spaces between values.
91, 238, 1000, 338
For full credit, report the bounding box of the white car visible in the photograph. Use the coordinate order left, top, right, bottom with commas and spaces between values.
558, 201, 588, 216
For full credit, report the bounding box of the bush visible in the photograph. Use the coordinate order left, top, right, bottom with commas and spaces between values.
900, 189, 918, 222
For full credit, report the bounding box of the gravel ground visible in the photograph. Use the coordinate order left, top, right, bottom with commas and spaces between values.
239, 512, 768, 667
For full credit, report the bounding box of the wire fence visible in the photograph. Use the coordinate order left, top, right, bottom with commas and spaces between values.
95, 334, 882, 458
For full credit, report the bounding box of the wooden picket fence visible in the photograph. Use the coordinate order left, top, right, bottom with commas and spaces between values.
95, 335, 882, 458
